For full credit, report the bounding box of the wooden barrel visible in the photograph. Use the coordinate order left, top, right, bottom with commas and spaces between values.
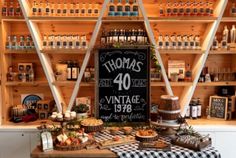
158, 95, 180, 123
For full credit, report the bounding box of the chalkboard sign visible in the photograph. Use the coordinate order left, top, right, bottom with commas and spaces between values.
209, 96, 228, 120
97, 48, 150, 122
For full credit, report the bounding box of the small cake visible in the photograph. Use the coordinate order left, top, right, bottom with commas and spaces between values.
57, 113, 63, 121
64, 111, 71, 121
70, 111, 76, 119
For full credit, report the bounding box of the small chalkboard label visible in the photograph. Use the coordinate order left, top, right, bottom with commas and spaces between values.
209, 96, 228, 120
97, 48, 150, 122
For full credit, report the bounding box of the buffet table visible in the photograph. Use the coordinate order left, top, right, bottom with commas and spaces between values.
31, 130, 221, 158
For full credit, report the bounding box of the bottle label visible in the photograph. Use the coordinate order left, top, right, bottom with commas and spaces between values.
193, 8, 198, 14
57, 9, 61, 14
88, 9, 92, 14
172, 42, 176, 47
179, 8, 184, 14
185, 71, 192, 78
63, 41, 67, 46
38, 8, 42, 13
173, 8, 177, 14
70, 9, 74, 14
43, 42, 47, 47
46, 8, 50, 13
191, 106, 198, 118
76, 42, 80, 46
158, 42, 163, 47
184, 42, 188, 46
69, 42, 73, 46
200, 8, 204, 14
178, 42, 182, 47
206, 8, 210, 14
165, 42, 169, 47
109, 6, 115, 12
63, 9, 67, 14
190, 42, 194, 47
213, 41, 217, 46
94, 9, 99, 14
9, 8, 14, 13
117, 6, 123, 12
67, 68, 72, 79
133, 6, 138, 12
125, 6, 130, 12
72, 68, 77, 79
222, 41, 227, 47
2, 8, 7, 14
82, 41, 87, 47
75, 9, 79, 14
57, 41, 61, 46
167, 8, 171, 14
186, 8, 190, 14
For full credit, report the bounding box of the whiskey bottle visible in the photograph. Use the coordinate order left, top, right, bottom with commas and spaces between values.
69, 1, 75, 16
178, 1, 184, 16
87, 3, 93, 16
199, 1, 204, 16
38, 1, 43, 16
62, 35, 68, 49
42, 35, 48, 49
157, 35, 164, 49
132, 0, 139, 16
144, 31, 148, 43
55, 35, 61, 49
191, 99, 198, 119
126, 29, 131, 42
116, 0, 123, 16
137, 29, 144, 44
197, 98, 202, 118
45, 0, 51, 16
8, 0, 14, 16
124, 0, 131, 16
67, 61, 73, 80
51, 1, 55, 16
75, 1, 80, 16
223, 25, 229, 43
185, 105, 190, 118
205, 1, 211, 16
6, 35, 12, 49
81, 3, 86, 16
32, 1, 38, 16
231, 3, 236, 16
2, 1, 8, 16
26, 35, 32, 49
172, 1, 178, 16
119, 29, 126, 43
7, 66, 14, 81
182, 35, 189, 50
100, 30, 107, 45
90, 67, 95, 81
56, 0, 62, 16
29, 68, 35, 82
177, 35, 183, 49
72, 61, 78, 80
12, 35, 18, 49
195, 35, 201, 50
15, 2, 22, 16
170, 35, 177, 49
221, 36, 228, 50
166, 1, 172, 16
93, 3, 99, 17
108, 0, 115, 16
75, 35, 81, 49
185, 1, 191, 16
113, 29, 119, 43
19, 35, 25, 49
62, 1, 68, 16
68, 35, 73, 49
209, 1, 214, 16
159, 2, 164, 17
131, 29, 137, 42
189, 35, 195, 50
230, 25, 236, 43
185, 63, 192, 82
164, 35, 170, 49
212, 36, 219, 50
81, 35, 88, 49
192, 1, 198, 16
84, 68, 91, 82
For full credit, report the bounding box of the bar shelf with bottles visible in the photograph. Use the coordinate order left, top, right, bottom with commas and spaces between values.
1, 0, 23, 18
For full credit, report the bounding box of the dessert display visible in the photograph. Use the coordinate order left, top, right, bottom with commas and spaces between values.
99, 136, 136, 149
136, 129, 158, 142
80, 118, 104, 133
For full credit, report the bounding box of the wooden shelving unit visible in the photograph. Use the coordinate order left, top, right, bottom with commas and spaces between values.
1, 0, 235, 126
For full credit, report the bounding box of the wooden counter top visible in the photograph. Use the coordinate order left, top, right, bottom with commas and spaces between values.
31, 147, 117, 158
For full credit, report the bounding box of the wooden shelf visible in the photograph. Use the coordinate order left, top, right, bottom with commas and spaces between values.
28, 16, 98, 22
53, 81, 94, 87
209, 50, 236, 54
4, 49, 36, 55
5, 81, 48, 87
2, 16, 25, 22
197, 81, 236, 87
149, 16, 217, 22
42, 49, 87, 54
102, 17, 144, 22
221, 17, 236, 22
151, 82, 193, 87
187, 118, 236, 126
159, 50, 204, 54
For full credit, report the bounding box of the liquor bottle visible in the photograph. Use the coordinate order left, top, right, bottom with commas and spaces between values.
6, 35, 12, 49
159, 2, 164, 17
191, 99, 198, 119
15, 2, 22, 16
205, 1, 211, 16
12, 35, 18, 49
2, 1, 8, 16
137, 29, 144, 44
132, 0, 139, 16
170, 35, 177, 49
192, 1, 198, 16
93, 3, 99, 17
182, 35, 189, 49
8, 0, 14, 16
29, 68, 35, 82
55, 35, 61, 49
172, 1, 178, 16
212, 36, 218, 50
72, 61, 78, 80
84, 68, 91, 82
189, 35, 195, 49
108, 0, 115, 16
223, 25, 229, 43
124, 0, 131, 16
126, 29, 131, 42
75, 1, 80, 16
177, 35, 183, 49
199, 1, 204, 16
19, 35, 25, 49
45, 0, 51, 16
185, 1, 191, 16
56, 0, 62, 16
166, 1, 172, 16
90, 67, 95, 81
185, 63, 192, 82
77, 62, 80, 77
62, 35, 67, 49
198, 69, 205, 82
51, 1, 55, 16
221, 36, 228, 50
7, 66, 14, 81
81, 35, 88, 49
144, 31, 148, 43
81, 3, 86, 16
231, 3, 236, 16
185, 105, 190, 119
204, 67, 211, 82
178, 1, 184, 16
69, 1, 75, 16
116, 0, 123, 16
43, 35, 48, 49
25, 35, 31, 49
230, 25, 236, 43
62, 1, 68, 16
164, 35, 170, 49
119, 29, 126, 43
209, 1, 214, 16
87, 3, 93, 16
75, 35, 81, 49
67, 61, 72, 80
32, 1, 38, 16
197, 98, 202, 118
100, 30, 107, 45
157, 35, 164, 49
113, 29, 118, 42
68, 35, 73, 49
38, 1, 43, 16
131, 29, 137, 42
195, 35, 201, 50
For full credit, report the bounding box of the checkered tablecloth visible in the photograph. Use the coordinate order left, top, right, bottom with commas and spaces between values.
95, 130, 221, 158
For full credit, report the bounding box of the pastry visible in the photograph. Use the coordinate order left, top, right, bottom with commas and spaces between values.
80, 118, 103, 126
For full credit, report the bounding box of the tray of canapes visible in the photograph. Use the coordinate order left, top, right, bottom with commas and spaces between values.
139, 140, 171, 151
99, 136, 136, 149
80, 118, 104, 133
54, 129, 96, 151
135, 129, 159, 142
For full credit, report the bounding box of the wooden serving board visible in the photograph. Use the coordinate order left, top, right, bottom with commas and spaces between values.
99, 136, 136, 149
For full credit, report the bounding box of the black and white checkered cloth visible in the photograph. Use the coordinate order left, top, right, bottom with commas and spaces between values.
95, 131, 221, 158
